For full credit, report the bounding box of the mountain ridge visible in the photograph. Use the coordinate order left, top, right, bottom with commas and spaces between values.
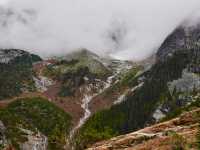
73, 24, 200, 149
0, 23, 199, 150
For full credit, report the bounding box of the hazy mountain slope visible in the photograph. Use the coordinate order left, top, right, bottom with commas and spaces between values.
0, 49, 42, 100
51, 49, 111, 78
0, 24, 199, 150
0, 48, 139, 146
74, 25, 200, 149
32, 49, 139, 131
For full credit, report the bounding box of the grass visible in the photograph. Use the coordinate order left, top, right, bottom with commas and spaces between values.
120, 66, 141, 86
169, 133, 186, 150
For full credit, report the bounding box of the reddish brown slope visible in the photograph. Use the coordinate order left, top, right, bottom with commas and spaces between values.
88, 108, 200, 150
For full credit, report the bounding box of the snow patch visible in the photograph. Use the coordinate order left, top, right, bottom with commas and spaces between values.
114, 82, 144, 105
114, 94, 126, 105
131, 82, 144, 92
33, 76, 53, 92
153, 106, 166, 122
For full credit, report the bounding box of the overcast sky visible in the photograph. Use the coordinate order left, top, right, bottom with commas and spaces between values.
0, 0, 200, 60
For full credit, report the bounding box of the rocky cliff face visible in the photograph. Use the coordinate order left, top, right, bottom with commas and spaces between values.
153, 24, 200, 122
20, 129, 48, 150
157, 24, 200, 62
156, 24, 200, 74
0, 120, 48, 150
0, 49, 41, 64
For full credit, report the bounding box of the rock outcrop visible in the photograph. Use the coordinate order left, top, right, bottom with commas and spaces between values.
0, 121, 9, 149
20, 129, 48, 150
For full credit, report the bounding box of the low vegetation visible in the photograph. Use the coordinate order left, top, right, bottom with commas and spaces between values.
198, 129, 200, 150
120, 66, 142, 86
169, 132, 187, 150
43, 57, 111, 97
43, 57, 110, 80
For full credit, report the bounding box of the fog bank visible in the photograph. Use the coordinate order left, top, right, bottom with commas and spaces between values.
0, 0, 200, 60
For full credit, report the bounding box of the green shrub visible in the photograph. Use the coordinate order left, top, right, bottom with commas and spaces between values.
0, 97, 72, 150
170, 133, 186, 150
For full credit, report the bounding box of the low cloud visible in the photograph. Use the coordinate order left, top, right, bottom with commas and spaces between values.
0, 0, 200, 60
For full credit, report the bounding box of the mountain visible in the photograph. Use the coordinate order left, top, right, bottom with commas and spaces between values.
0, 23, 199, 150
0, 48, 141, 150
37, 49, 137, 133
74, 25, 200, 149
0, 49, 42, 100
50, 49, 111, 80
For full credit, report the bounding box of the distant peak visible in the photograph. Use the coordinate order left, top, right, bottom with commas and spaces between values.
63, 48, 100, 61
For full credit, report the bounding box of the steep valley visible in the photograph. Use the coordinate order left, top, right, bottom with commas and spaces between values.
0, 23, 200, 150
0, 49, 142, 150
73, 25, 200, 149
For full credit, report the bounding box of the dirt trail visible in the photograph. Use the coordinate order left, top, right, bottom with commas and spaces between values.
0, 92, 45, 108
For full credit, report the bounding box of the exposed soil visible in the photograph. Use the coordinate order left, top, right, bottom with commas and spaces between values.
89, 86, 128, 114
0, 92, 45, 108
43, 82, 85, 126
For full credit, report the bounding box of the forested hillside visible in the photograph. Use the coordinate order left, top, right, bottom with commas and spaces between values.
0, 97, 72, 150
74, 25, 200, 149
0, 49, 42, 100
